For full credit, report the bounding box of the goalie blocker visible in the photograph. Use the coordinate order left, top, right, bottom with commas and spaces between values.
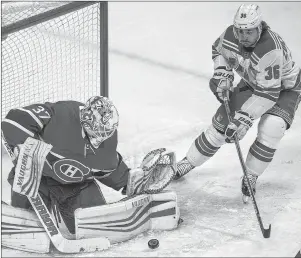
2, 190, 180, 253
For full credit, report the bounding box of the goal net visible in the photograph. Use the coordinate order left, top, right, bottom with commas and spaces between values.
1, 1, 108, 119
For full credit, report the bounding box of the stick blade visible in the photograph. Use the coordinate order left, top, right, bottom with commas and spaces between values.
263, 224, 271, 238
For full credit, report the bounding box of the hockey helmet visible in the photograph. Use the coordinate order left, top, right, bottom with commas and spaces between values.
233, 4, 263, 47
80, 96, 119, 148
233, 4, 262, 30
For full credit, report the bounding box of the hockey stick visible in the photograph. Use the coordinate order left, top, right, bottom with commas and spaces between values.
222, 95, 271, 238
1, 132, 110, 253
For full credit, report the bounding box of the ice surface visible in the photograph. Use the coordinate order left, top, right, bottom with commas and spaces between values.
1, 2, 301, 257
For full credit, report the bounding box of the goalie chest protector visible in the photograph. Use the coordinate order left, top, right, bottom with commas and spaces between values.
41, 101, 121, 182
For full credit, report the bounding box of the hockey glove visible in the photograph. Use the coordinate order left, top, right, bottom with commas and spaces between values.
12, 137, 53, 198
225, 110, 254, 142
209, 66, 234, 103
126, 148, 176, 196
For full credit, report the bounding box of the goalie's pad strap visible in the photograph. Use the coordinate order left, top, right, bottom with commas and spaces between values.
13, 137, 52, 198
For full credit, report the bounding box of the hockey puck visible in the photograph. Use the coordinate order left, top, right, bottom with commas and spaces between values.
178, 217, 184, 225
148, 239, 159, 249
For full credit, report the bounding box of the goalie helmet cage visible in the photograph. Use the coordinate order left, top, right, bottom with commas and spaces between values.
1, 1, 108, 120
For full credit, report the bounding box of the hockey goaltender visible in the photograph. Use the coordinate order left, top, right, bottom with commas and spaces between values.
1, 96, 180, 253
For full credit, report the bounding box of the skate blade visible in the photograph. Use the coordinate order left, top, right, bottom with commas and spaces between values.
242, 194, 249, 204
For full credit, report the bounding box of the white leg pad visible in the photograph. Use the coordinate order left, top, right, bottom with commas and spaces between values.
149, 190, 180, 230
74, 190, 179, 244
1, 203, 50, 253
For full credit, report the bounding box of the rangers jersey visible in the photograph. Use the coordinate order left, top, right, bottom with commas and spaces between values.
212, 24, 301, 118
2, 101, 129, 189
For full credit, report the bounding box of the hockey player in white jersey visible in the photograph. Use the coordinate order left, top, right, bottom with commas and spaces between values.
174, 4, 301, 202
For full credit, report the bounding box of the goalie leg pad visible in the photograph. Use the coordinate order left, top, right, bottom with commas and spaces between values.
1, 202, 50, 253
149, 190, 180, 230
75, 190, 179, 244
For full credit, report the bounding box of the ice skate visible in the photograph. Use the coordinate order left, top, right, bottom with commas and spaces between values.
173, 157, 195, 180
241, 174, 258, 203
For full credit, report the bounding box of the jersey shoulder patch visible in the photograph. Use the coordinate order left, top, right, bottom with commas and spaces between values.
223, 25, 237, 43
252, 29, 278, 61
222, 25, 240, 54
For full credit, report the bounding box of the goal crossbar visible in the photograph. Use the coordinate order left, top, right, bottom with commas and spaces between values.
2, 2, 96, 36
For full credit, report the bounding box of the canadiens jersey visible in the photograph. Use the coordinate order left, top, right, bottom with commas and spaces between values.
212, 25, 301, 117
2, 101, 129, 188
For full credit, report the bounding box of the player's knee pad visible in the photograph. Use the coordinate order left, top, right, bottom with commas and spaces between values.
74, 190, 179, 244
187, 124, 225, 166
257, 114, 286, 148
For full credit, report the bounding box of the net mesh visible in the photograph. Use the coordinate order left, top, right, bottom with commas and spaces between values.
1, 2, 101, 119
1, 2, 71, 26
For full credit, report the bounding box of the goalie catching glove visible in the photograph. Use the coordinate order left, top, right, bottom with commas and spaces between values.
209, 66, 234, 103
126, 148, 176, 196
12, 137, 53, 198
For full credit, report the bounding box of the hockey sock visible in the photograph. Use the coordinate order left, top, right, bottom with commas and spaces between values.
245, 139, 277, 176
187, 125, 224, 167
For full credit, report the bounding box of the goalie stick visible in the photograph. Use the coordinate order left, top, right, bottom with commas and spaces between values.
223, 94, 271, 239
1, 132, 110, 253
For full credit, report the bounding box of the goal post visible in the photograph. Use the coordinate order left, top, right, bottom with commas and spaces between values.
1, 1, 109, 119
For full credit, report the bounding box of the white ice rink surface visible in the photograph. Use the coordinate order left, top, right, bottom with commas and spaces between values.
1, 2, 301, 257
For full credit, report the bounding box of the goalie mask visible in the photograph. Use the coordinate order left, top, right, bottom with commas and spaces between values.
80, 96, 119, 148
